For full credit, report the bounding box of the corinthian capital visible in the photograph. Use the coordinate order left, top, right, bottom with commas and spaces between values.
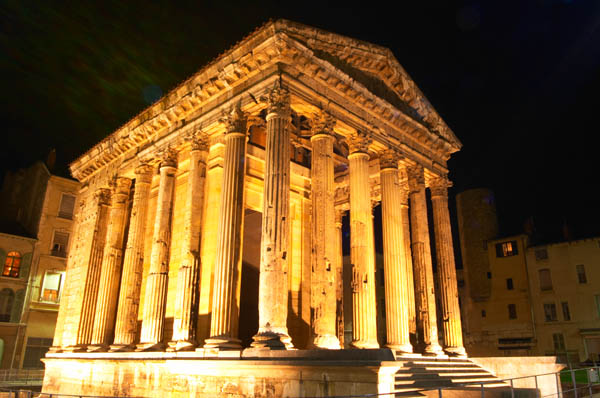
310, 110, 336, 138
406, 164, 425, 192
95, 188, 112, 206
134, 162, 155, 184
111, 176, 133, 196
187, 130, 210, 152
378, 149, 401, 170
347, 130, 372, 155
221, 102, 247, 135
429, 176, 452, 199
263, 80, 291, 119
158, 147, 178, 169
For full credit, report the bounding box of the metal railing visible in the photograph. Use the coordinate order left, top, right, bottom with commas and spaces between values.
0, 370, 44, 386
418, 365, 600, 398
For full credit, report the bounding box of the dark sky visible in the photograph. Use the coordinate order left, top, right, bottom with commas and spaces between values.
1, 0, 599, 243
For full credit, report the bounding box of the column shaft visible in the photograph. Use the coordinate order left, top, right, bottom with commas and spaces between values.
309, 115, 340, 349
379, 152, 412, 353
408, 165, 443, 355
204, 105, 247, 349
110, 164, 154, 351
169, 137, 208, 351
88, 178, 132, 351
399, 182, 416, 336
138, 152, 178, 350
348, 132, 379, 349
334, 210, 345, 347
73, 188, 111, 349
252, 83, 293, 349
430, 178, 465, 356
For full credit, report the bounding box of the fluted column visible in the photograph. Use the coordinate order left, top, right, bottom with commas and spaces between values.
335, 209, 345, 347
70, 188, 111, 350
137, 149, 178, 351
408, 165, 443, 355
204, 103, 247, 350
308, 111, 341, 349
88, 177, 132, 351
251, 82, 294, 349
348, 131, 379, 349
169, 133, 209, 351
110, 163, 154, 351
430, 177, 465, 356
379, 150, 413, 353
398, 169, 416, 336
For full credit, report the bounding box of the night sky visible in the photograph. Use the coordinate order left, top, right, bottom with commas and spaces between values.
2, 1, 599, 245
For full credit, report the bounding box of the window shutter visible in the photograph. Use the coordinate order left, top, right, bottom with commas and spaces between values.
59, 194, 76, 219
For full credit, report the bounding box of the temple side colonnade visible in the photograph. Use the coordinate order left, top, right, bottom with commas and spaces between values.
50, 81, 464, 357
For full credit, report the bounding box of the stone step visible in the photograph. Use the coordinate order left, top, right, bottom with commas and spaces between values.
395, 370, 489, 377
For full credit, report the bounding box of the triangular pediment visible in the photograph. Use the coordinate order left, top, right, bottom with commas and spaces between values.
70, 19, 460, 181
273, 20, 461, 148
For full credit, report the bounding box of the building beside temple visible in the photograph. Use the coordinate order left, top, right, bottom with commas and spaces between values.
457, 188, 600, 364
42, 20, 562, 397
0, 162, 79, 369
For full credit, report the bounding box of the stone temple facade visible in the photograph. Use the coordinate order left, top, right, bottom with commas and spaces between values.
42, 20, 478, 397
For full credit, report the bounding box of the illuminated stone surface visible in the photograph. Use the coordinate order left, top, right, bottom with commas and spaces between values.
43, 19, 479, 396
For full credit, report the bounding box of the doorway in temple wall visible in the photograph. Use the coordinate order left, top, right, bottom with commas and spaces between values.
239, 209, 261, 348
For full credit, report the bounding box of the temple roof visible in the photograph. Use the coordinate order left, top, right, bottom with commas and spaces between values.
70, 19, 461, 181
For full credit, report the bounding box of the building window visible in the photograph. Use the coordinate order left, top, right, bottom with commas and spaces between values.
576, 264, 587, 284
2, 251, 22, 278
481, 310, 486, 318
561, 301, 571, 321
58, 194, 76, 220
539, 269, 553, 291
51, 231, 69, 258
40, 271, 65, 303
508, 304, 517, 319
506, 278, 514, 290
535, 248, 548, 261
552, 333, 566, 352
595, 295, 600, 318
0, 288, 14, 322
487, 272, 492, 279
544, 303, 557, 322
495, 240, 518, 257
22, 337, 53, 369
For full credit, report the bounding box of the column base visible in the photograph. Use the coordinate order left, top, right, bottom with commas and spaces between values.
135, 342, 165, 352
251, 332, 294, 350
108, 344, 135, 352
62, 345, 89, 353
166, 340, 197, 352
203, 336, 242, 350
424, 342, 445, 356
444, 346, 467, 357
386, 343, 413, 354
312, 334, 341, 350
350, 340, 380, 349
47, 346, 63, 353
86, 344, 109, 352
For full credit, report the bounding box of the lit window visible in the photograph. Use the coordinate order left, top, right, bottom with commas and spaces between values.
508, 304, 517, 319
544, 303, 557, 322
58, 194, 76, 220
552, 333, 566, 351
40, 271, 64, 303
51, 231, 69, 258
576, 264, 587, 284
495, 241, 518, 257
539, 269, 553, 291
2, 251, 22, 278
506, 278, 514, 290
561, 302, 571, 321
0, 288, 14, 322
